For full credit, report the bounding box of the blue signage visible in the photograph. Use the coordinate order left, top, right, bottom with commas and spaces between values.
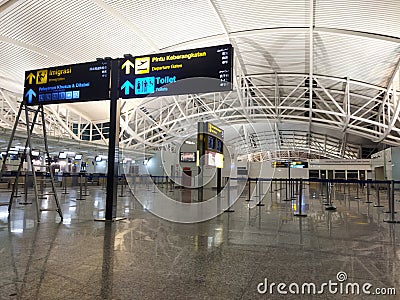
24, 61, 111, 106
119, 44, 233, 98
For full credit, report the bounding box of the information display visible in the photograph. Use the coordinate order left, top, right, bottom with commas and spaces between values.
180, 152, 196, 162
272, 161, 289, 168
23, 60, 111, 106
58, 152, 67, 159
290, 161, 308, 168
205, 150, 224, 168
119, 44, 233, 98
197, 121, 225, 168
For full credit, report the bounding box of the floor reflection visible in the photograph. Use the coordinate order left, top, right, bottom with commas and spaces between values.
0, 182, 399, 298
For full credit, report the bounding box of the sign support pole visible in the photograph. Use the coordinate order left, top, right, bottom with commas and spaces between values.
97, 58, 125, 222
197, 123, 204, 202
217, 168, 222, 195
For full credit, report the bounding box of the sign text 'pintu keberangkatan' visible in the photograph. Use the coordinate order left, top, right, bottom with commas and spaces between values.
119, 44, 233, 98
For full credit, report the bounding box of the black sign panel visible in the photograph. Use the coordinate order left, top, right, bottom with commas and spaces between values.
24, 61, 111, 106
119, 44, 233, 98
272, 161, 289, 168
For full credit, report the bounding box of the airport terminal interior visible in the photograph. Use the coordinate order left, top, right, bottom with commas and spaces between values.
1, 0, 400, 299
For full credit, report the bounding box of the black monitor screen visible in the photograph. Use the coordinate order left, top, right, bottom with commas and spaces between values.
216, 139, 223, 153
10, 154, 19, 160
207, 135, 216, 150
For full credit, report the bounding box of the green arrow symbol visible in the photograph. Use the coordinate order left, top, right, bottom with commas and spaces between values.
121, 80, 134, 95
26, 73, 36, 85
121, 59, 134, 75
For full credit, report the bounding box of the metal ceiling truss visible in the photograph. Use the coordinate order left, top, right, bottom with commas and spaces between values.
0, 88, 110, 146
117, 71, 399, 156
245, 149, 343, 163
233, 129, 360, 161
1, 65, 399, 158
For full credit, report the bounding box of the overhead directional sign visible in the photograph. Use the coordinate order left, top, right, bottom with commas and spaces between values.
24, 60, 111, 106
119, 44, 233, 98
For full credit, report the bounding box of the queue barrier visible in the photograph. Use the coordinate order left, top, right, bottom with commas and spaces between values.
2, 173, 400, 223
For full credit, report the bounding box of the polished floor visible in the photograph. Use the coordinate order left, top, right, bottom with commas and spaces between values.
0, 180, 400, 299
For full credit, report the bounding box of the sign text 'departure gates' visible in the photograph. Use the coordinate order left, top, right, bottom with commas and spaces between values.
119, 44, 233, 98
23, 44, 233, 105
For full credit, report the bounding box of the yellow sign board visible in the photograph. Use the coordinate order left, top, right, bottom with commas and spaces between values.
135, 57, 150, 74
36, 69, 48, 84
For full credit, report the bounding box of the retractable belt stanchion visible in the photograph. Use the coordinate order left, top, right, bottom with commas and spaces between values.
354, 180, 360, 199
224, 178, 235, 213
269, 179, 276, 196
83, 174, 89, 196
146, 176, 150, 191
119, 176, 125, 197
38, 174, 46, 199
325, 182, 337, 211
384, 181, 395, 214
283, 179, 291, 201
290, 179, 297, 200
374, 182, 384, 207
365, 180, 373, 204
294, 178, 307, 217
167, 176, 174, 193
62, 174, 69, 194
322, 180, 327, 200
246, 178, 251, 202
15, 174, 23, 198
152, 176, 157, 193
20, 172, 27, 195
323, 181, 329, 205
257, 179, 265, 207
319, 180, 324, 196
102, 174, 106, 189
19, 173, 32, 205
384, 180, 400, 223
76, 173, 85, 200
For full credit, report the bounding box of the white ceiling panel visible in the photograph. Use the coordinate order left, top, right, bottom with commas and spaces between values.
0, 41, 59, 92
213, 0, 309, 33
314, 31, 400, 87
316, 0, 400, 39
1, 0, 152, 61
103, 0, 225, 51
234, 32, 308, 74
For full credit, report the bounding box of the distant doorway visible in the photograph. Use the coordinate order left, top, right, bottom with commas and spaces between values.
375, 166, 384, 180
